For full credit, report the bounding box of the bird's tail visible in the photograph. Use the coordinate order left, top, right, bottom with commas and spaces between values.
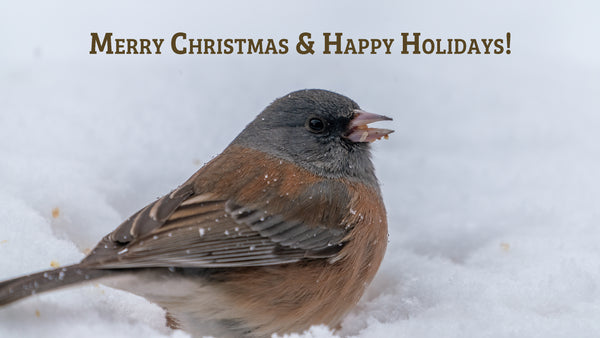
0, 264, 112, 306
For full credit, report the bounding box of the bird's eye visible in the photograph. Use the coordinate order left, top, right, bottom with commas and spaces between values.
306, 117, 327, 133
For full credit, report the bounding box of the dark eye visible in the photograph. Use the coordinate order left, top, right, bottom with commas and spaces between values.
306, 117, 327, 133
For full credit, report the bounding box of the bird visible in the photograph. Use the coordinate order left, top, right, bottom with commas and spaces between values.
0, 89, 393, 337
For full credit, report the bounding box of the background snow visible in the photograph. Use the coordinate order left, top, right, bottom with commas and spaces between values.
1, 0, 600, 337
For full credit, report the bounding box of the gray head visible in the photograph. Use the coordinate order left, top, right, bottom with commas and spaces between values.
232, 89, 393, 187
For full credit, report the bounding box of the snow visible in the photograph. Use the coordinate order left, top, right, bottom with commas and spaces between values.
1, 0, 600, 337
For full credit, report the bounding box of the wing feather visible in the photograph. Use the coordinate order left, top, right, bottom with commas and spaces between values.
83, 181, 349, 269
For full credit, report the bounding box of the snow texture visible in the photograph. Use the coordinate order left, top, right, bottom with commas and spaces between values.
1, 1, 600, 337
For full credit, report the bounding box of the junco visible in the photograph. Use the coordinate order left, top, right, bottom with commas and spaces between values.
0, 89, 393, 337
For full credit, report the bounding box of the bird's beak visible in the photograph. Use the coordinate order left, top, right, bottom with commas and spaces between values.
345, 110, 394, 143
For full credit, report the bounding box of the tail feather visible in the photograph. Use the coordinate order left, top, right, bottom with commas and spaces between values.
0, 264, 111, 306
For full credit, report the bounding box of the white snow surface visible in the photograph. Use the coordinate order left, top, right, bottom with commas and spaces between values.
1, 1, 600, 337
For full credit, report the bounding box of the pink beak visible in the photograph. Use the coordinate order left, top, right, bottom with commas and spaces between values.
345, 110, 394, 143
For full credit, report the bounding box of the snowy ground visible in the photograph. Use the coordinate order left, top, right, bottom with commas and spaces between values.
1, 1, 600, 337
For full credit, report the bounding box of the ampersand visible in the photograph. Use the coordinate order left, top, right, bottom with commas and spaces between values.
296, 32, 315, 55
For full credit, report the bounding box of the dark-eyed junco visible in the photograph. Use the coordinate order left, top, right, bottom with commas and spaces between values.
0, 89, 393, 337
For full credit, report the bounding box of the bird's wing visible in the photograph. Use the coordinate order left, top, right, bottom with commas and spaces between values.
81, 181, 351, 269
